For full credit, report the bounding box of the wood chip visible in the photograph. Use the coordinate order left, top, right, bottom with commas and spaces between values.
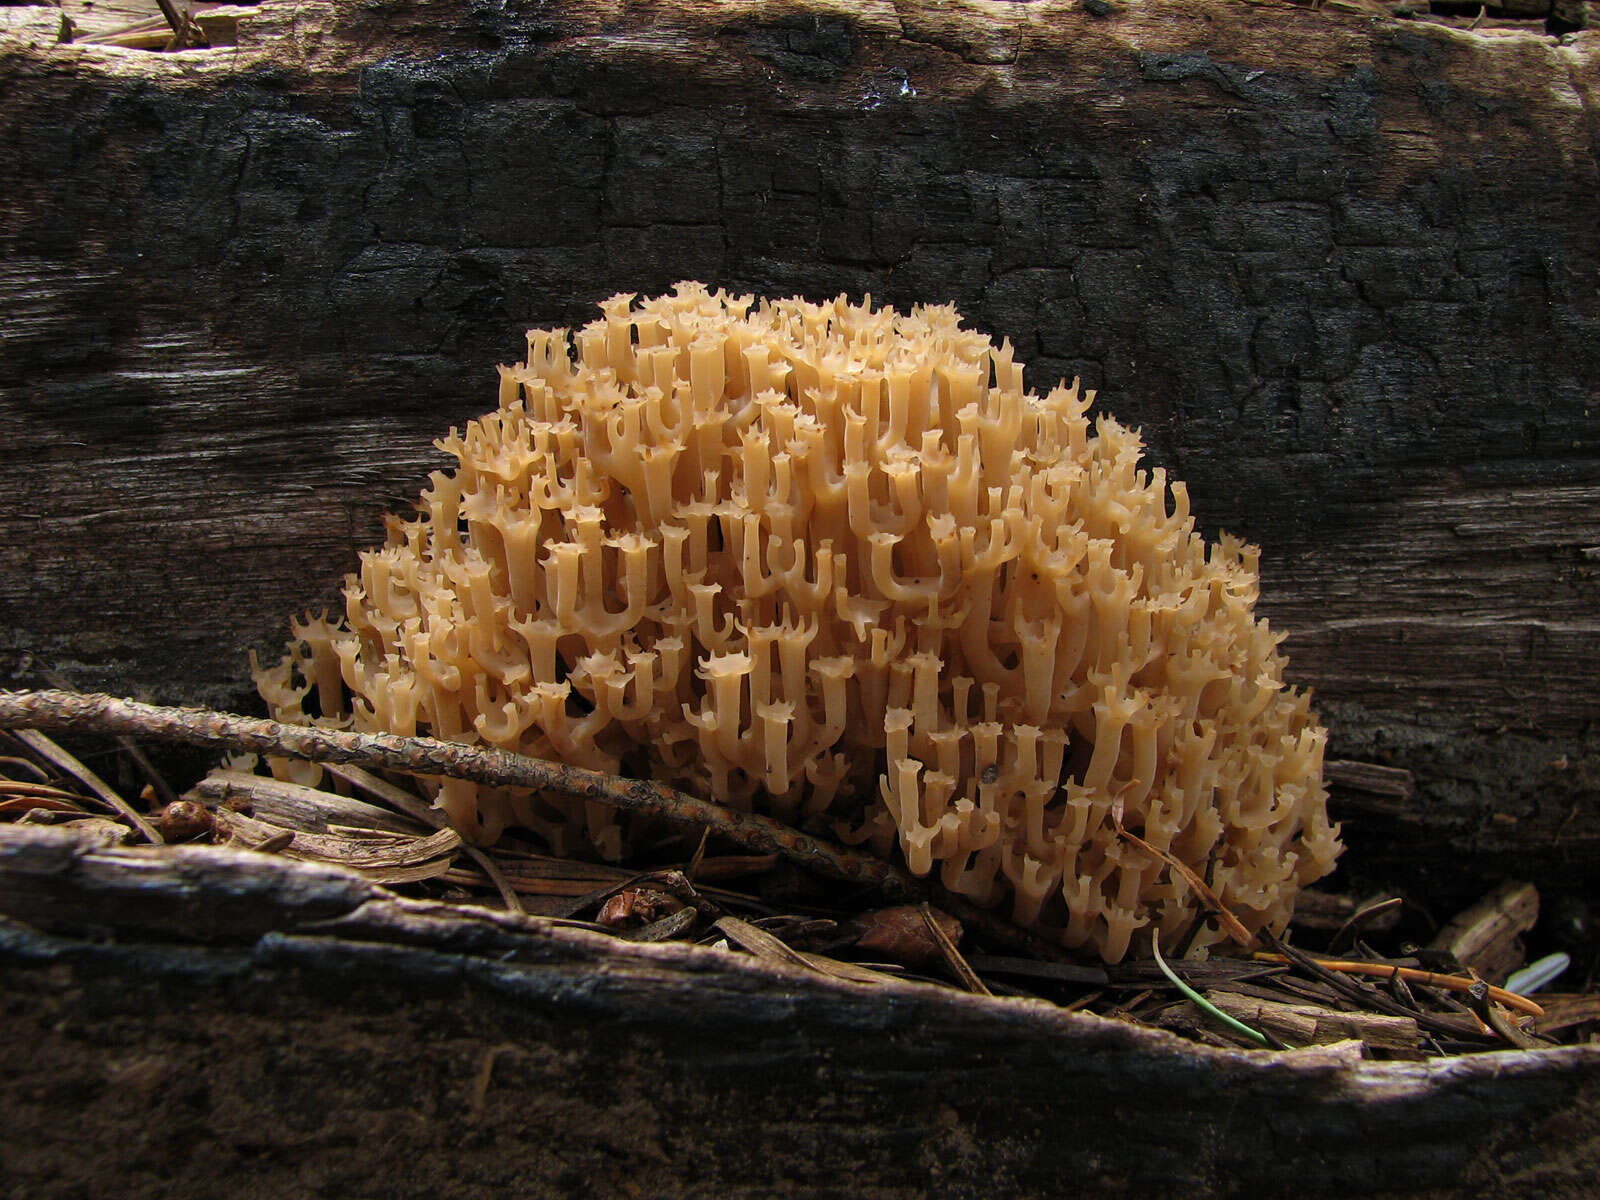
321, 763, 525, 914
1528, 993, 1600, 1036
622, 906, 699, 943
1205, 990, 1422, 1058
192, 769, 427, 835
212, 807, 459, 882
1428, 880, 1539, 983
49, 816, 136, 847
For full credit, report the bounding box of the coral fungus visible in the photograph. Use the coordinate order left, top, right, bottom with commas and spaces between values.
255, 282, 1341, 961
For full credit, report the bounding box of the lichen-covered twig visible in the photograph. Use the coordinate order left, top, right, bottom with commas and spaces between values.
0, 688, 918, 897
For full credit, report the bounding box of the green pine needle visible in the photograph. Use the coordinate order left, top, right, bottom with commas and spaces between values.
1151, 936, 1272, 1049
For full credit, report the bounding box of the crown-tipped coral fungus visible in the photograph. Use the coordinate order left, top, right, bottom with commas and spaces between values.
255, 283, 1341, 962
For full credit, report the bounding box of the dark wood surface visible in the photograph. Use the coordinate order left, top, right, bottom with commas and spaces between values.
1, 1, 1596, 898
1, 822, 1596, 1199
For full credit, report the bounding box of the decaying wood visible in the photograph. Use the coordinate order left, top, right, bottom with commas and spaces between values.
0, 0, 1596, 907
1, 821, 1597, 1199
210, 806, 462, 881
190, 768, 427, 834
1202, 990, 1423, 1057
1537, 992, 1600, 1034
0, 3, 1597, 1188
1323, 760, 1415, 801
1428, 880, 1541, 983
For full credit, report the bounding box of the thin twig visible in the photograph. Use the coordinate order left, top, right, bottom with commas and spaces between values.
152, 0, 207, 49
0, 689, 917, 898
152, 0, 185, 35
1110, 789, 1254, 949
1328, 895, 1403, 956
685, 827, 711, 882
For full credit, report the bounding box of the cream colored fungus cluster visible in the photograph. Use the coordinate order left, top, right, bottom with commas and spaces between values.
254, 282, 1341, 962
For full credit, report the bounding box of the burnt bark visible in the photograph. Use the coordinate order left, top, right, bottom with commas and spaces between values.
0, 1, 1596, 895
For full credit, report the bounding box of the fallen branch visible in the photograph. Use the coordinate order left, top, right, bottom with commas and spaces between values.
0, 689, 918, 898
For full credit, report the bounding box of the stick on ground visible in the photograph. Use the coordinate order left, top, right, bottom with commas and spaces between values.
0, 688, 918, 897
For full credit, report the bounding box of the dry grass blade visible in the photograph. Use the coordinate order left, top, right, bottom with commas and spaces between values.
10, 728, 163, 844
0, 778, 93, 805
75, 15, 173, 46
39, 669, 179, 810
920, 903, 991, 996
685, 827, 711, 881
0, 795, 90, 816
1110, 790, 1253, 949
933, 888, 1079, 964
714, 916, 898, 987
0, 750, 52, 782
319, 764, 445, 828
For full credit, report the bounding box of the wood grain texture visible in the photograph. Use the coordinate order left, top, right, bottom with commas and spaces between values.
1, 823, 1597, 1199
0, 0, 1596, 897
